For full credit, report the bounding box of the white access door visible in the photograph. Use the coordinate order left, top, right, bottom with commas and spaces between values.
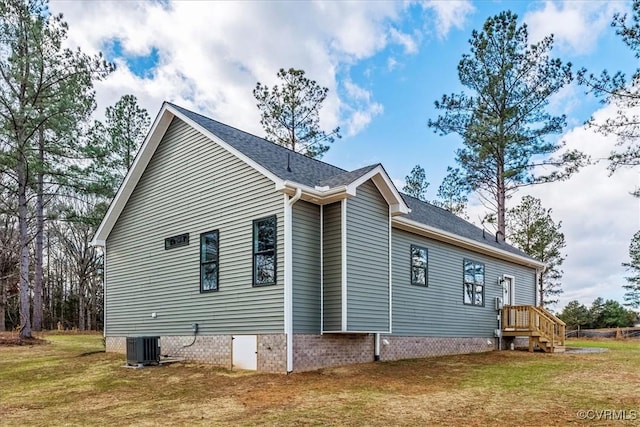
232, 335, 257, 370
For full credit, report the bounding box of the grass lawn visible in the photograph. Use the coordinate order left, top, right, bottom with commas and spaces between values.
1, 334, 639, 426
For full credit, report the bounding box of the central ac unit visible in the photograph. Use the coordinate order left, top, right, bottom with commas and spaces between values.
126, 336, 160, 366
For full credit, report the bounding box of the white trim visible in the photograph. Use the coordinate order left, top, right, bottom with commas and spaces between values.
92, 103, 286, 245
341, 198, 348, 332
345, 165, 410, 215
171, 106, 284, 186
388, 209, 393, 333
320, 204, 324, 335
102, 244, 107, 338
283, 194, 292, 372
535, 269, 541, 307
322, 330, 389, 334
393, 217, 546, 269
283, 189, 301, 373
276, 165, 410, 216
92, 105, 175, 244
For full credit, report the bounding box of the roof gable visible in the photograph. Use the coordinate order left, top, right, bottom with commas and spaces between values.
91, 102, 541, 268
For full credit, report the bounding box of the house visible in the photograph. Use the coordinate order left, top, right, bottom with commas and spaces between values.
92, 102, 564, 373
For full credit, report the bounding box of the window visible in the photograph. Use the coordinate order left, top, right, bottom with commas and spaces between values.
463, 259, 485, 306
200, 231, 219, 292
253, 215, 277, 286
410, 245, 428, 286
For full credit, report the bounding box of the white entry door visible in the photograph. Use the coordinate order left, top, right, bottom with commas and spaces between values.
503, 275, 515, 306
503, 275, 516, 329
232, 335, 257, 370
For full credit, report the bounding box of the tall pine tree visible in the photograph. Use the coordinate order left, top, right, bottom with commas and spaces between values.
429, 11, 586, 240
254, 68, 340, 158
578, 1, 640, 196
622, 231, 640, 308
506, 196, 565, 307
0, 0, 112, 338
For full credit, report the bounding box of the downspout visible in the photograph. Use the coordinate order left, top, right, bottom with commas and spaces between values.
284, 188, 302, 373
374, 333, 381, 361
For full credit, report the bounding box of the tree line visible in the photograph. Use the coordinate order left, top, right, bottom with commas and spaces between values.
558, 298, 638, 330
0, 0, 151, 336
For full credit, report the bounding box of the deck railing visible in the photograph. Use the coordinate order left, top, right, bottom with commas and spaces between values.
502, 305, 566, 349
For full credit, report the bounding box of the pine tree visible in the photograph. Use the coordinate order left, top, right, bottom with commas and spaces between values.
429, 11, 587, 240
254, 68, 340, 158
0, 0, 112, 338
578, 1, 640, 196
402, 165, 430, 201
506, 196, 565, 307
622, 231, 640, 308
432, 166, 468, 217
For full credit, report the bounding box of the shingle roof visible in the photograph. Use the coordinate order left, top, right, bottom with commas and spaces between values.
170, 103, 538, 264
401, 194, 532, 258
316, 164, 380, 187
169, 103, 345, 188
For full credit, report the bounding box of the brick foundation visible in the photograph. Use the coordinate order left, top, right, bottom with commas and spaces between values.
107, 334, 497, 373
105, 334, 286, 372
257, 334, 287, 373
161, 335, 232, 367
379, 336, 495, 361
105, 336, 126, 354
293, 334, 375, 372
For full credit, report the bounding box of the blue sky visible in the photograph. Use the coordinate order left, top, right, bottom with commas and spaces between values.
52, 0, 639, 311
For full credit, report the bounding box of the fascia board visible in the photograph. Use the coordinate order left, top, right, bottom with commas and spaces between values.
393, 217, 546, 269
91, 103, 175, 245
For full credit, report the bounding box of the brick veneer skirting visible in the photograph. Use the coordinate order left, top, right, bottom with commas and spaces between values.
293, 334, 375, 372
379, 336, 495, 361
107, 334, 497, 373
105, 334, 287, 373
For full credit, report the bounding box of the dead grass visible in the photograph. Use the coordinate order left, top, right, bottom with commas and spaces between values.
1, 335, 639, 426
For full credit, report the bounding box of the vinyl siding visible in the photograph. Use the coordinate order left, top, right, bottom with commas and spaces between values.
346, 180, 390, 332
391, 228, 536, 337
292, 201, 321, 333
322, 201, 342, 331
106, 117, 284, 336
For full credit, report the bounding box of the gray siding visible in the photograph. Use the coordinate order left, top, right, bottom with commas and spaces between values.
322, 201, 342, 331
346, 180, 390, 332
292, 201, 321, 333
391, 228, 536, 337
106, 118, 284, 336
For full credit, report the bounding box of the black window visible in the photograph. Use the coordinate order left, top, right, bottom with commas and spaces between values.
200, 231, 219, 292
253, 215, 277, 286
410, 245, 428, 286
463, 259, 485, 306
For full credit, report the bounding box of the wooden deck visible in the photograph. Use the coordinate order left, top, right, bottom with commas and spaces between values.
502, 305, 566, 353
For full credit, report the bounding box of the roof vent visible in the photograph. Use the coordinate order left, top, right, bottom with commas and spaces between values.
287, 153, 292, 172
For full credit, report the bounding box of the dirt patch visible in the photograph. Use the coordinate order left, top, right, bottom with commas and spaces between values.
0, 332, 48, 347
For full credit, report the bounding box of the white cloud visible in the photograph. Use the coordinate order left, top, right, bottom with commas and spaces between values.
421, 0, 475, 39
388, 27, 418, 54
341, 80, 384, 136
523, 106, 638, 309
523, 1, 628, 55
49, 0, 417, 137
49, 0, 478, 138
464, 102, 639, 310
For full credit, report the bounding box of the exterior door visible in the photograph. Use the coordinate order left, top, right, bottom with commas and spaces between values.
503, 276, 516, 329
503, 275, 515, 306
232, 335, 257, 370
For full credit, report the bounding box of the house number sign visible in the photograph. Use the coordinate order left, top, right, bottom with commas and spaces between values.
165, 233, 189, 250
